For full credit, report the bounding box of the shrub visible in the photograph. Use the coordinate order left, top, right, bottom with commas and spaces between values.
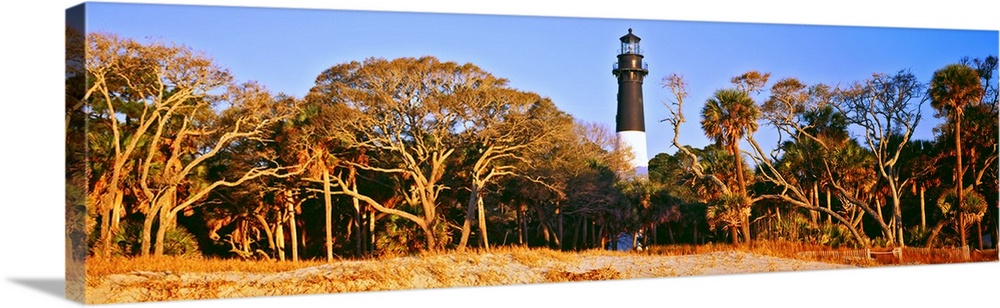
161, 226, 201, 257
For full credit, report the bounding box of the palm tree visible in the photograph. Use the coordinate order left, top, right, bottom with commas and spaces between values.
706, 193, 752, 244
701, 88, 760, 242
927, 188, 989, 248
827, 140, 878, 241
929, 63, 983, 248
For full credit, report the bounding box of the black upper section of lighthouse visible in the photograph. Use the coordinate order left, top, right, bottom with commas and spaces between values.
613, 28, 648, 132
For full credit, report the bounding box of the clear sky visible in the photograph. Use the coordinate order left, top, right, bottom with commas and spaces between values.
83, 2, 997, 160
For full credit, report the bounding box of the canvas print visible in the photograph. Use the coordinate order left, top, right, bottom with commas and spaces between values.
65, 1, 999, 305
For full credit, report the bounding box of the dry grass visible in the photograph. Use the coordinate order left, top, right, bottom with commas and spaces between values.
82, 242, 997, 304
86, 255, 335, 277
546, 267, 621, 282
642, 240, 874, 265
640, 240, 998, 266
86, 241, 995, 278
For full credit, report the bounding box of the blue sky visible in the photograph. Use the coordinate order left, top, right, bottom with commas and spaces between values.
83, 2, 998, 161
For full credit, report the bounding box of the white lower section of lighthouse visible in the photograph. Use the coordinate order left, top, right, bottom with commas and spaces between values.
616, 130, 648, 172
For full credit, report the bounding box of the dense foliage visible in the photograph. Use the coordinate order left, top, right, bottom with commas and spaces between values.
67, 30, 998, 261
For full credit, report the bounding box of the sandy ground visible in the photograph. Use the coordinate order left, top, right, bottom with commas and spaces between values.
85, 251, 853, 304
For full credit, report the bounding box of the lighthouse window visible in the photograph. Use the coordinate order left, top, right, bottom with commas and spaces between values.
621, 42, 640, 54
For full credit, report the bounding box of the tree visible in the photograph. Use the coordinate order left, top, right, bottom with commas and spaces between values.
84, 33, 238, 256
83, 33, 204, 256
898, 139, 942, 229
835, 70, 926, 246
203, 95, 310, 261
934, 56, 998, 248
137, 81, 302, 256
81, 33, 303, 257
648, 151, 712, 204
493, 100, 620, 250
661, 74, 732, 196
929, 63, 984, 248
667, 74, 871, 246
755, 82, 872, 246
455, 89, 556, 251
700, 88, 760, 242
308, 56, 511, 250
706, 193, 752, 244
927, 188, 989, 247
546, 121, 632, 250
259, 95, 318, 261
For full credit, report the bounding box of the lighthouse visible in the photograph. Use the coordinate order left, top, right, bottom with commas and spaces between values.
612, 28, 649, 174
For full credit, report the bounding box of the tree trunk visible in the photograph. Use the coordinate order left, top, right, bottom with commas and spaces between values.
535, 205, 561, 249
99, 175, 125, 257
351, 177, 362, 258
826, 188, 832, 224
549, 222, 562, 248
811, 184, 819, 224
874, 198, 895, 245
153, 187, 177, 256
275, 219, 286, 261
99, 193, 114, 257
959, 215, 967, 248
956, 113, 966, 248
920, 186, 926, 228
285, 190, 299, 262
852, 205, 865, 229
693, 220, 699, 244
110, 191, 124, 238
598, 224, 606, 249
477, 197, 489, 250
556, 203, 564, 250
651, 223, 658, 246
591, 220, 598, 248
875, 198, 884, 223
154, 205, 174, 256
571, 218, 582, 251
730, 225, 739, 244
140, 205, 155, 256
323, 167, 333, 262
733, 143, 745, 196
890, 183, 904, 247
458, 183, 479, 251
632, 228, 639, 250
741, 215, 751, 243
667, 223, 675, 244
522, 207, 529, 247
977, 220, 984, 250
925, 220, 948, 248
516, 204, 524, 246
420, 221, 437, 250
895, 203, 905, 248
734, 143, 751, 244
359, 207, 368, 255
254, 214, 276, 257
541, 221, 551, 246
368, 205, 376, 254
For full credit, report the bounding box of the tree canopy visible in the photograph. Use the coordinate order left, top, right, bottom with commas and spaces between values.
69, 31, 998, 260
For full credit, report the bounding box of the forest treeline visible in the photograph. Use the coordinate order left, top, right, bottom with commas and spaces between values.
65, 30, 998, 262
